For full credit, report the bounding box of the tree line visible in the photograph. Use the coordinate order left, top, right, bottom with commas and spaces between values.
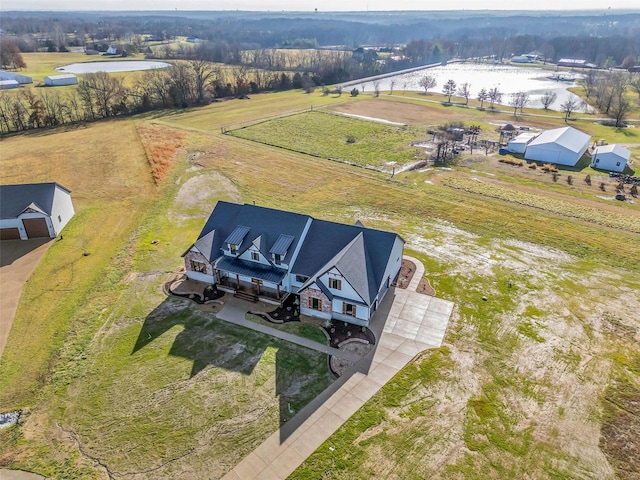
0, 60, 329, 135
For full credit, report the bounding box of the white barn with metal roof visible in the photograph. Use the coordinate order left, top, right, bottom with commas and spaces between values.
0, 70, 33, 84
590, 144, 631, 173
524, 126, 590, 166
44, 74, 78, 86
0, 183, 75, 240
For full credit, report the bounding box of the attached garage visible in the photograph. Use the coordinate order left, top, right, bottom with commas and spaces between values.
22, 218, 51, 238
0, 182, 75, 240
0, 228, 21, 240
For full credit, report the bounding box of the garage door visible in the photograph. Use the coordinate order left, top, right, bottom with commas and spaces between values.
22, 218, 50, 238
0, 228, 21, 240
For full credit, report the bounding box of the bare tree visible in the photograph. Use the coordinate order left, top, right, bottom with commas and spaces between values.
78, 71, 127, 118
509, 92, 529, 116
389, 80, 395, 95
457, 82, 471, 105
373, 80, 381, 97
488, 87, 502, 109
442, 79, 457, 103
0, 38, 27, 70
540, 91, 557, 110
189, 58, 219, 105
580, 69, 599, 98
630, 73, 640, 99
477, 88, 488, 109
419, 74, 436, 94
560, 97, 579, 121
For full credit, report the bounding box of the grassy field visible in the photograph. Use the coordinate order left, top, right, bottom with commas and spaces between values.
230, 110, 423, 169
1, 88, 638, 479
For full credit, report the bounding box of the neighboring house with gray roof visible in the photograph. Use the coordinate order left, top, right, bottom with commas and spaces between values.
183, 201, 404, 326
0, 182, 74, 240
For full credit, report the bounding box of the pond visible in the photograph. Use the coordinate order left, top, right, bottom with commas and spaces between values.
345, 63, 587, 112
56, 60, 171, 74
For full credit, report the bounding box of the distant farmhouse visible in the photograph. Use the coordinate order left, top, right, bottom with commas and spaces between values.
0, 183, 74, 240
524, 126, 590, 167
44, 74, 78, 86
591, 144, 631, 173
183, 202, 404, 327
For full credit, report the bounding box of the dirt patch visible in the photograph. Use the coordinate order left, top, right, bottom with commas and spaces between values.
600, 384, 640, 480
171, 172, 240, 221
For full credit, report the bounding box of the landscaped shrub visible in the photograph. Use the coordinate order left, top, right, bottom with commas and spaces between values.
528, 162, 537, 169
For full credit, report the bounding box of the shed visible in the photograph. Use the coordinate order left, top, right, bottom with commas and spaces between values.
0, 70, 33, 84
0, 183, 74, 240
590, 144, 631, 173
44, 74, 78, 86
0, 79, 20, 90
507, 132, 538, 154
524, 126, 590, 166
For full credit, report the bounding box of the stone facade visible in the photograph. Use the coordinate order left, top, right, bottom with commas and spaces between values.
299, 287, 332, 315
184, 250, 215, 277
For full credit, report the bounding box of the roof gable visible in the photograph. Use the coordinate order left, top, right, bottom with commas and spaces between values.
0, 182, 69, 220
528, 126, 590, 153
593, 144, 631, 160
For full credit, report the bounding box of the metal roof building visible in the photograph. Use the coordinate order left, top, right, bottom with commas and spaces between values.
591, 144, 631, 173
524, 126, 590, 166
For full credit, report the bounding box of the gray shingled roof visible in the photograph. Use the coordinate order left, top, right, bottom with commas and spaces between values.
191, 202, 401, 303
195, 202, 311, 266
292, 219, 398, 306
0, 183, 69, 219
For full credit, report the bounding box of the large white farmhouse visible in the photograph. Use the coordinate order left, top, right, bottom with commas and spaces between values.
183, 202, 404, 327
524, 126, 590, 166
0, 183, 74, 240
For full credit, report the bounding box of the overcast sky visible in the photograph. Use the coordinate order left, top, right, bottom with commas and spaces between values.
6, 0, 640, 11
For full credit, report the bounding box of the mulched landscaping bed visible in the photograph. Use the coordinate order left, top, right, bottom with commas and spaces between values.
391, 258, 416, 289
254, 294, 300, 323
323, 321, 376, 347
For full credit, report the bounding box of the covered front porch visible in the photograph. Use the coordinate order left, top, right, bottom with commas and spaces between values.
215, 256, 289, 305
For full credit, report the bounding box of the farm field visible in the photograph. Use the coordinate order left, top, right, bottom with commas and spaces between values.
230, 110, 423, 170
0, 89, 638, 479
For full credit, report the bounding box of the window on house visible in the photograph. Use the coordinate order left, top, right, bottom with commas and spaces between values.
616, 162, 621, 166
328, 278, 342, 290
190, 260, 207, 273
274, 253, 282, 265
309, 297, 322, 310
229, 244, 237, 254
58, 215, 62, 223
251, 278, 263, 286
595, 158, 599, 163
343, 302, 356, 317
295, 275, 308, 283
251, 251, 260, 261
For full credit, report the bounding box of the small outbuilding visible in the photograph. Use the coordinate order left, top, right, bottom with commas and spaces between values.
507, 132, 538, 154
590, 144, 631, 173
44, 74, 78, 86
524, 126, 590, 166
0, 70, 33, 84
0, 183, 75, 240
0, 79, 20, 90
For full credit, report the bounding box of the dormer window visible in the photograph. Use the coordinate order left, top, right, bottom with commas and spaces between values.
225, 225, 250, 256
270, 234, 294, 265
274, 253, 282, 265
229, 244, 237, 254
251, 251, 260, 261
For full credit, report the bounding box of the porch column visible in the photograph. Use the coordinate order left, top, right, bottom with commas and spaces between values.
216, 270, 221, 283
276, 284, 281, 300
256, 281, 261, 295
236, 274, 240, 289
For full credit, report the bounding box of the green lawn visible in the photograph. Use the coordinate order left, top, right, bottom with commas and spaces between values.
229, 110, 423, 169
245, 314, 328, 344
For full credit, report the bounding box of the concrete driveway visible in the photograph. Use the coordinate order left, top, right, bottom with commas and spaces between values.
0, 239, 52, 359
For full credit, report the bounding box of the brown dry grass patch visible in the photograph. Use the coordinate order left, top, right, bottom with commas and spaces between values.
137, 123, 186, 183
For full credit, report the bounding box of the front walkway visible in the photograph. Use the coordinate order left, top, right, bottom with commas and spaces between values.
222, 256, 454, 480
216, 298, 363, 363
